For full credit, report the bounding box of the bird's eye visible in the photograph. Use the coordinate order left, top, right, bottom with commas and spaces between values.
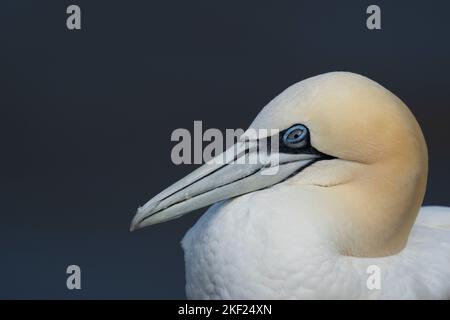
282, 124, 308, 148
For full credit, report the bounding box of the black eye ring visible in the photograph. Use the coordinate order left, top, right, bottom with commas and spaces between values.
282, 124, 308, 148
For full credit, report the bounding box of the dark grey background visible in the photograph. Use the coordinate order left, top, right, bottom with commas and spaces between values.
0, 0, 449, 299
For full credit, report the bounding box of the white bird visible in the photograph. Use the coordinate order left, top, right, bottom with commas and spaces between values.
130, 72, 450, 299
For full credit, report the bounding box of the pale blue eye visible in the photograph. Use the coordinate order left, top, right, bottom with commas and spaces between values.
283, 124, 308, 148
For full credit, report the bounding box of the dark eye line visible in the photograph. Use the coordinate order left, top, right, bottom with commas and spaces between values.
260, 124, 336, 160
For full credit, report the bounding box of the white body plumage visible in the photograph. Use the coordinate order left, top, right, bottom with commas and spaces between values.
183, 194, 450, 299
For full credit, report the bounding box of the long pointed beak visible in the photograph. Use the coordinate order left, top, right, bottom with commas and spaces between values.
130, 141, 320, 231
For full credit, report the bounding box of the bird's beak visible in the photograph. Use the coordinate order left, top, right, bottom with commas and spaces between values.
130, 138, 321, 231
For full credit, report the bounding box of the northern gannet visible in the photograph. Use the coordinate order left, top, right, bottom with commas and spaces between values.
130, 72, 450, 299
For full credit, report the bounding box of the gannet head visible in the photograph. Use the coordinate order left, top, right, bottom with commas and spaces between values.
131, 72, 428, 257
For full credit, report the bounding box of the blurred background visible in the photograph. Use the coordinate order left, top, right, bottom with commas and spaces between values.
0, 0, 449, 298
